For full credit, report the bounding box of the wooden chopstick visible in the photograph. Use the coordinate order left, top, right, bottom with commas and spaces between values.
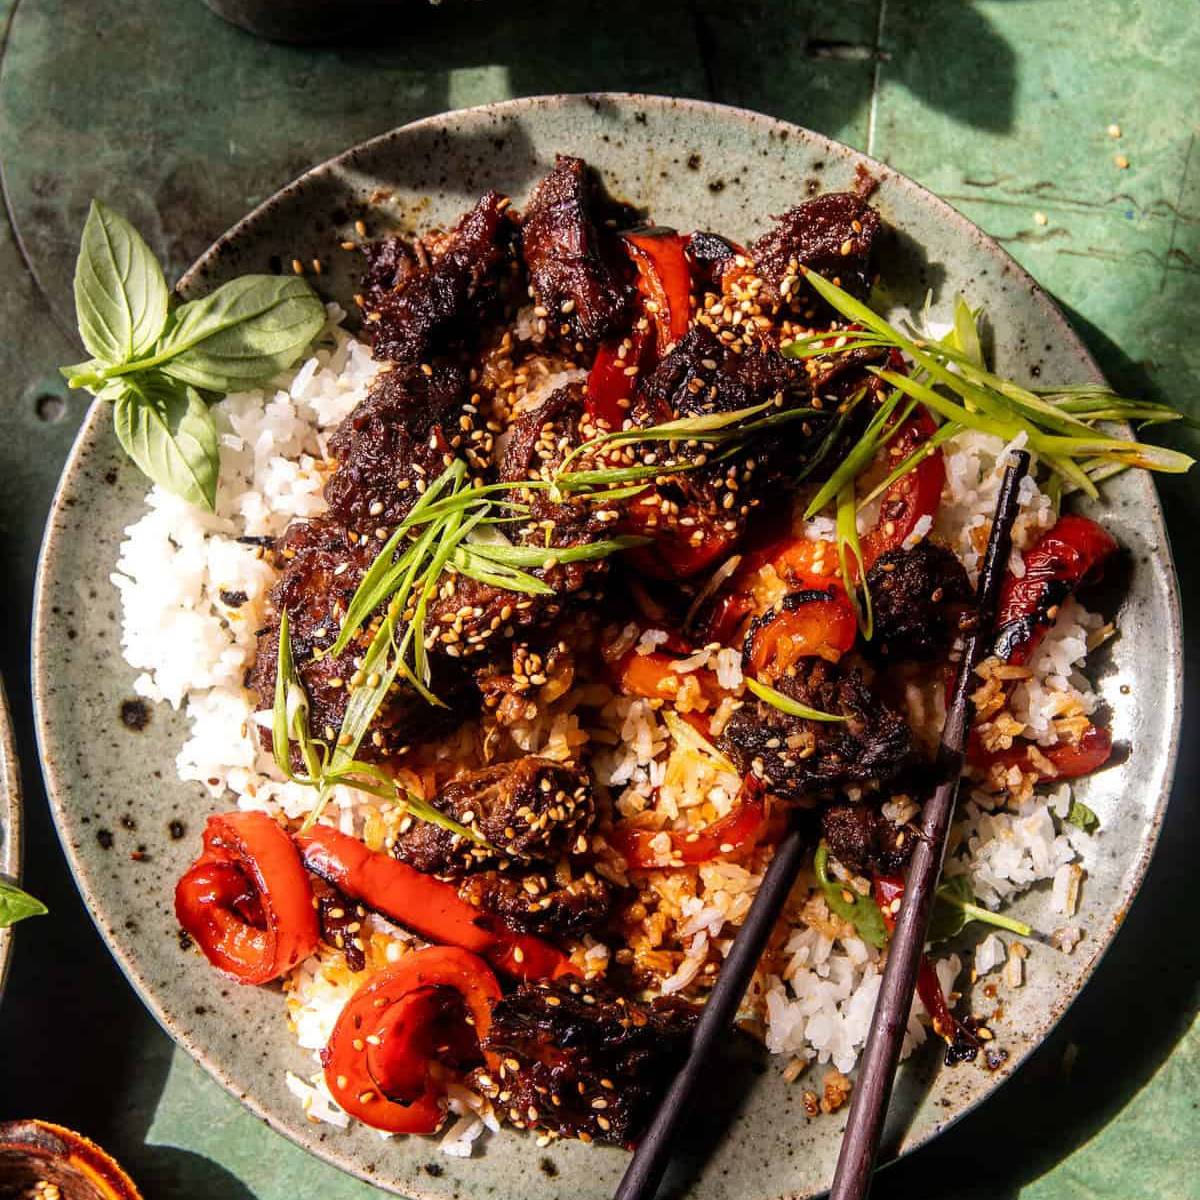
828, 448, 1030, 1200
613, 817, 809, 1200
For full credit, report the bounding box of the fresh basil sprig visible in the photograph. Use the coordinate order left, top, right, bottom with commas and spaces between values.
0, 880, 48, 928
62, 201, 325, 511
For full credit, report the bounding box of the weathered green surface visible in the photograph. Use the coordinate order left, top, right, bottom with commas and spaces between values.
0, 1, 1195, 1197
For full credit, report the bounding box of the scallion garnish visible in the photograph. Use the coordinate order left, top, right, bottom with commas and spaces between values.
744, 675, 846, 722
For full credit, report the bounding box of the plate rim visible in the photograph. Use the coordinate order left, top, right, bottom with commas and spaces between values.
31, 91, 1183, 1196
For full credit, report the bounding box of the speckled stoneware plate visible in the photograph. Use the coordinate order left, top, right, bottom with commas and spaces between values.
0, 676, 23, 1000
33, 95, 1181, 1200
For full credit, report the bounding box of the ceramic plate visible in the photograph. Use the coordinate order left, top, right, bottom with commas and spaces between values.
32, 95, 1181, 1200
0, 677, 23, 999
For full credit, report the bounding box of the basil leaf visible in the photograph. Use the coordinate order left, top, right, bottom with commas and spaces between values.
0, 881, 48, 928
1065, 798, 1100, 834
927, 874, 973, 942
928, 873, 1034, 942
113, 377, 220, 511
73, 200, 169, 366
813, 841, 888, 949
157, 275, 326, 392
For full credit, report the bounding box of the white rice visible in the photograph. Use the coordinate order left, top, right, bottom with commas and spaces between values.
111, 319, 1103, 1146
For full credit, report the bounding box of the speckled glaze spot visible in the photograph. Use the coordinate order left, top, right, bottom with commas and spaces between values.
31, 95, 1182, 1200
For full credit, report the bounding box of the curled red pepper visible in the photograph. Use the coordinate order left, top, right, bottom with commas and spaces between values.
295, 825, 578, 981
744, 588, 858, 679
322, 946, 501, 1134
175, 811, 319, 985
994, 514, 1117, 665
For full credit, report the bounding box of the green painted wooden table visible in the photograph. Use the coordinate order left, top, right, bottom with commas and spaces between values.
0, 1, 1196, 1196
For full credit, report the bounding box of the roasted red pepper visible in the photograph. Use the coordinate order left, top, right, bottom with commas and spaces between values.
322, 946, 501, 1134
698, 535, 843, 646
622, 495, 742, 579
624, 230, 693, 354
969, 722, 1113, 780
745, 587, 858, 678
612, 777, 767, 869
295, 825, 578, 981
859, 406, 946, 570
585, 230, 692, 428
585, 330, 649, 429
175, 811, 319, 985
993, 515, 1117, 665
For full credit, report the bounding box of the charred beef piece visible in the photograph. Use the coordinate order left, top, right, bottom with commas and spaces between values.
469, 978, 698, 1145
749, 192, 881, 308
459, 867, 612, 939
362, 190, 514, 364
623, 326, 818, 553
390, 758, 595, 873
865, 542, 973, 661
248, 519, 471, 760
719, 659, 915, 800
324, 361, 469, 533
420, 388, 612, 662
642, 324, 810, 427
499, 381, 611, 542
520, 155, 634, 345
686, 230, 739, 291
820, 801, 915, 876
313, 880, 368, 972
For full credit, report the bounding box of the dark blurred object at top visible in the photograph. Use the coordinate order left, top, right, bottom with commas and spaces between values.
201, 0, 443, 44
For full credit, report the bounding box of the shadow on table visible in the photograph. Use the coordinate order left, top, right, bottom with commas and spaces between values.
877, 293, 1200, 1200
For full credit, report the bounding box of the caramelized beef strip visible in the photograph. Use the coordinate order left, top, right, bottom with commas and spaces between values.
324, 361, 471, 534
749, 192, 881, 309
362, 190, 514, 364
248, 519, 472, 761
459, 867, 612, 939
520, 155, 634, 345
390, 758, 595, 873
719, 659, 915, 800
820, 800, 915, 877
865, 542, 973, 661
469, 978, 698, 1145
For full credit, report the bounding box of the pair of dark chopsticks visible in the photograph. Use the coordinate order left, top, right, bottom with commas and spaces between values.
615, 451, 1031, 1200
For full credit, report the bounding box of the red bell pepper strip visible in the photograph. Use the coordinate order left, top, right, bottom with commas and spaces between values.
621, 495, 743, 580
175, 811, 319, 986
624, 230, 693, 354
859, 406, 946, 570
322, 946, 501, 1134
585, 230, 693, 428
295, 826, 578, 981
969, 722, 1113, 780
585, 329, 650, 429
993, 515, 1117, 665
612, 776, 767, 869
744, 588, 858, 678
